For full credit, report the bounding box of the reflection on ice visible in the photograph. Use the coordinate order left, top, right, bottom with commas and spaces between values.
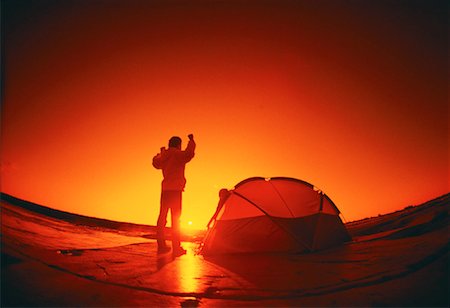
173, 243, 202, 293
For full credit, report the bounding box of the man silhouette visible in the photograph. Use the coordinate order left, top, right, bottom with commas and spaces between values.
152, 134, 196, 256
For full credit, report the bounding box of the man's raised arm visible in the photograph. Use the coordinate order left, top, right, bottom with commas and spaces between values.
184, 134, 196, 161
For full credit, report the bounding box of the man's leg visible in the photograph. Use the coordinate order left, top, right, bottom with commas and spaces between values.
156, 191, 170, 250
170, 191, 184, 255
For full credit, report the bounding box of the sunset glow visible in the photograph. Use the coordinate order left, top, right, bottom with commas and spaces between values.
1, 1, 448, 229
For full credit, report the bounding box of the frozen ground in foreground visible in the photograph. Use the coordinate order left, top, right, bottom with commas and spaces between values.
1, 193, 449, 307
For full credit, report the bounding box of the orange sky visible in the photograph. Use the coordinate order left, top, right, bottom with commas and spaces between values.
2, 0, 448, 229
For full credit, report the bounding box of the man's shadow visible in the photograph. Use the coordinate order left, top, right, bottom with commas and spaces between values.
156, 251, 174, 271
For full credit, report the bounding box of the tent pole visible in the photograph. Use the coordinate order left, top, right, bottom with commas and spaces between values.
201, 192, 231, 253
312, 193, 324, 250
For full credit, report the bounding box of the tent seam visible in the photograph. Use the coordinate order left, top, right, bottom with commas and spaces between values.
269, 180, 296, 218
231, 191, 313, 252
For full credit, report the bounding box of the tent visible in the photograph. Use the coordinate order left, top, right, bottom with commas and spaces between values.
202, 177, 351, 254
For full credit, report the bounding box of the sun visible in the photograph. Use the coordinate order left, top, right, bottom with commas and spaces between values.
182, 219, 195, 230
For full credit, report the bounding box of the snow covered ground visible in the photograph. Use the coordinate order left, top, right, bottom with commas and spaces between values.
1, 193, 448, 307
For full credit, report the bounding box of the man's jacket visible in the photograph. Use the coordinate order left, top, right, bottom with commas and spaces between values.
152, 139, 196, 191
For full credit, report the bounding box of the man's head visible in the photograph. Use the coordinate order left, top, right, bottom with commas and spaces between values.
168, 136, 182, 149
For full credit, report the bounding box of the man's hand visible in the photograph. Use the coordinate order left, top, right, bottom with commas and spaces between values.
188, 134, 194, 140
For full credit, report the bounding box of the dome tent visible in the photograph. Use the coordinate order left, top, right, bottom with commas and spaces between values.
202, 177, 351, 255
